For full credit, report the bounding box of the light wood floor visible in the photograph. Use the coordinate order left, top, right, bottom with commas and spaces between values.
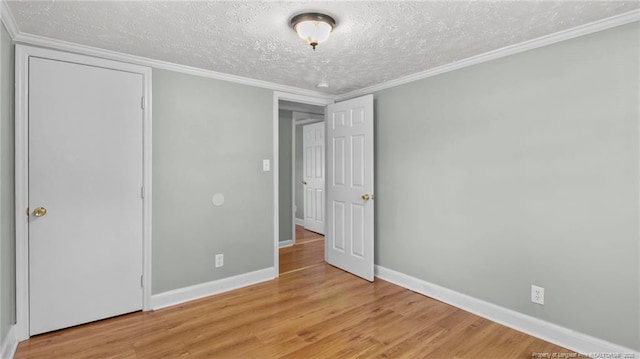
15, 227, 573, 358
279, 225, 324, 274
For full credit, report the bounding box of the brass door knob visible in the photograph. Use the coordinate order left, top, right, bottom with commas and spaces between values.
362, 194, 371, 201
33, 207, 47, 217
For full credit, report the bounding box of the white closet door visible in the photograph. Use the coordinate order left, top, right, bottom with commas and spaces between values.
29, 57, 144, 335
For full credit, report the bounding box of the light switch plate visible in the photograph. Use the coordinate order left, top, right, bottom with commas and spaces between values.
263, 159, 270, 171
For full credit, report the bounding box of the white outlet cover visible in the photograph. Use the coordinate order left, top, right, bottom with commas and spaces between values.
262, 159, 270, 172
531, 285, 545, 305
212, 193, 225, 206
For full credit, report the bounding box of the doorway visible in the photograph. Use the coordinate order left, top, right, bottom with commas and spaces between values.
277, 100, 324, 248
278, 100, 326, 274
273, 94, 332, 275
272, 92, 375, 281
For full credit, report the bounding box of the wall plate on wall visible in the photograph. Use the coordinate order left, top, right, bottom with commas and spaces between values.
212, 193, 225, 206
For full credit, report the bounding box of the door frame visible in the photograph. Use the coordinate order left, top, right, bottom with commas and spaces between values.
273, 92, 333, 276
14, 45, 153, 341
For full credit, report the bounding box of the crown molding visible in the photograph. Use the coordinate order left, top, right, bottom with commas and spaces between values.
0, 0, 636, 105
0, 2, 336, 101
16, 32, 337, 100
0, 0, 19, 40
336, 9, 640, 101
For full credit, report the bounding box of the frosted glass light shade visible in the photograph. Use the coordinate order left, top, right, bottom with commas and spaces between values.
291, 13, 336, 50
295, 21, 332, 46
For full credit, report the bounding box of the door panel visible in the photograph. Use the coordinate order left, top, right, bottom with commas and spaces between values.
352, 135, 365, 187
333, 201, 345, 250
333, 138, 345, 185
29, 57, 144, 335
326, 95, 374, 281
303, 122, 325, 234
351, 203, 365, 258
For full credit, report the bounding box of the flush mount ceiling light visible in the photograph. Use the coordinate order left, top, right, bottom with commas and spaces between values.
291, 12, 336, 50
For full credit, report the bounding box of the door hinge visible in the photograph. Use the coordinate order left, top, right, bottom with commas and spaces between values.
141, 186, 145, 199
141, 97, 145, 110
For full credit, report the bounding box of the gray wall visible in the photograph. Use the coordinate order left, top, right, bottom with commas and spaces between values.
278, 109, 293, 242
295, 125, 303, 220
0, 22, 15, 344
152, 69, 273, 294
374, 22, 639, 350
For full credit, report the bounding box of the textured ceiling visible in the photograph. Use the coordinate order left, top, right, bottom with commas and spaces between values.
6, 1, 640, 95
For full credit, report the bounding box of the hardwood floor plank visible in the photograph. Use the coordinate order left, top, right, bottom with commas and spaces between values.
15, 235, 575, 359
279, 240, 324, 274
294, 225, 324, 244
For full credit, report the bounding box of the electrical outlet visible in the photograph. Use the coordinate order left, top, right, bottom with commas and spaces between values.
215, 253, 224, 268
531, 285, 544, 305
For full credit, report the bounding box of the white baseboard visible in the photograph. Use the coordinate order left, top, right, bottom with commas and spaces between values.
295, 218, 304, 226
375, 265, 639, 358
1, 324, 18, 359
279, 239, 294, 248
150, 267, 276, 310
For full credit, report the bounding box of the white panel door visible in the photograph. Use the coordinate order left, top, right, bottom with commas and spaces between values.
326, 95, 374, 281
29, 57, 144, 335
303, 122, 325, 235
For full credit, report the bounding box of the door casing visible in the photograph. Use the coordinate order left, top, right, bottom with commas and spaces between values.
14, 45, 153, 341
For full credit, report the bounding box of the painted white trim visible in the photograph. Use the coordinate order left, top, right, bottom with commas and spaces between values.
0, 6, 3, 351
14, 44, 28, 342
293, 112, 324, 122
337, 9, 640, 101
273, 92, 333, 278
375, 265, 639, 358
273, 94, 280, 278
295, 218, 304, 226
294, 118, 322, 126
142, 64, 153, 312
14, 45, 153, 340
279, 240, 294, 248
150, 267, 276, 310
280, 103, 325, 114
1, 324, 17, 359
290, 113, 297, 247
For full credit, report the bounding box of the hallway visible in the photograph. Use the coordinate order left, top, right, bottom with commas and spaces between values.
279, 226, 324, 274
